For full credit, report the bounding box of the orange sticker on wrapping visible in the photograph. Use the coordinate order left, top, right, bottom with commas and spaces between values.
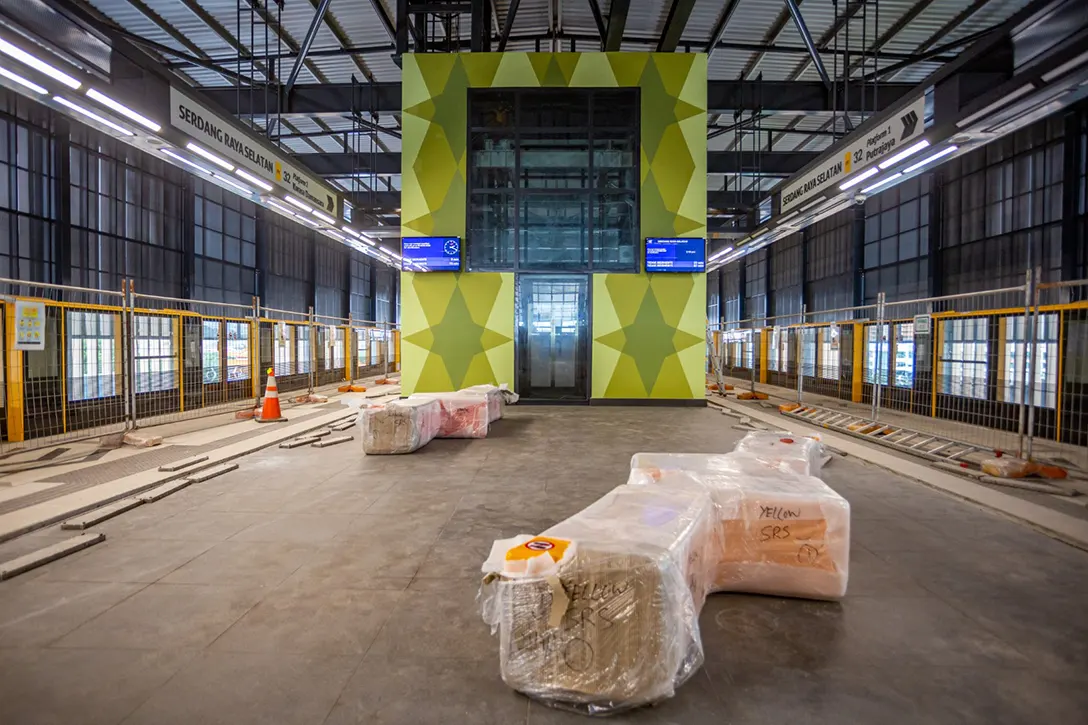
505, 537, 571, 564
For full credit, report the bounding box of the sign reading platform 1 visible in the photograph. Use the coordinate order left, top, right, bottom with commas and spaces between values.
169, 88, 339, 216
779, 94, 926, 213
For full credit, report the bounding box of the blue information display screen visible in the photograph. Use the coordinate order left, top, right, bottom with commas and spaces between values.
402, 237, 461, 271
645, 237, 706, 272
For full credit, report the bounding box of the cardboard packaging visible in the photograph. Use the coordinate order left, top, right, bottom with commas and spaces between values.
356, 398, 441, 454
481, 483, 717, 715
630, 453, 850, 601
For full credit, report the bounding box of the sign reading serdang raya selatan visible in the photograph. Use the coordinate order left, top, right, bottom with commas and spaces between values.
169, 87, 339, 216
779, 94, 926, 213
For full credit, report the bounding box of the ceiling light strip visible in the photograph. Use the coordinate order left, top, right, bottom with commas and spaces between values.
55, 96, 133, 136
0, 38, 80, 89
85, 89, 161, 132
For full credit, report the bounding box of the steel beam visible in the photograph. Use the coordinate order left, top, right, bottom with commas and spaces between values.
603, 0, 630, 52
365, 0, 397, 41
343, 189, 762, 215
658, 0, 698, 53
498, 0, 522, 51
784, 0, 831, 89
201, 80, 918, 116
306, 151, 816, 178
285, 0, 333, 96
705, 0, 741, 56
586, 0, 606, 43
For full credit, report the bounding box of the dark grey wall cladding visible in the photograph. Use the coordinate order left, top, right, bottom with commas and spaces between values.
712, 105, 1088, 322
0, 88, 395, 324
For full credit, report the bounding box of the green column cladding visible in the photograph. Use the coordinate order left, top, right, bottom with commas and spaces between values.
400, 52, 707, 400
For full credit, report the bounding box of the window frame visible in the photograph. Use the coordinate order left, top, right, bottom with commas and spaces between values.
66, 310, 118, 402
466, 88, 641, 273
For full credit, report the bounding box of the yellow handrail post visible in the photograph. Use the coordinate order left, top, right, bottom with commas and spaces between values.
5, 302, 25, 442
851, 322, 864, 403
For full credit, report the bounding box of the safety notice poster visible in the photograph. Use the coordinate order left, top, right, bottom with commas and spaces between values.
14, 300, 45, 351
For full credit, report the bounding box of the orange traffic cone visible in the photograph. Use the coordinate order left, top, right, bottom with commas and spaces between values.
256, 368, 287, 423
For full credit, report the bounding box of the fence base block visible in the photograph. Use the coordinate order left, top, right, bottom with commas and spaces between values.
0, 533, 105, 580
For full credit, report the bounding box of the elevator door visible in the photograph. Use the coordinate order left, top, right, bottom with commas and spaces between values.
517, 275, 589, 401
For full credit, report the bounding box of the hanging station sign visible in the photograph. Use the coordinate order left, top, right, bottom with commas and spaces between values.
779, 94, 927, 213
169, 88, 339, 216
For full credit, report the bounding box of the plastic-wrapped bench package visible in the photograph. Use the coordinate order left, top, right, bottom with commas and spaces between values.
734, 431, 826, 477
480, 482, 719, 715
630, 452, 850, 601
408, 393, 490, 438
356, 398, 441, 454
459, 384, 504, 423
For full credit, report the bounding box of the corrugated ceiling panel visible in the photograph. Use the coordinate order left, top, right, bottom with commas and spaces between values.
109, 0, 237, 58
683, 0, 731, 49
330, 0, 396, 47
503, 0, 550, 35
708, 48, 751, 80
559, 0, 597, 36
621, 0, 671, 38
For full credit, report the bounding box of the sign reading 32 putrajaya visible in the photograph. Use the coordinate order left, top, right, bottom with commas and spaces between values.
780, 94, 927, 213
169, 88, 339, 216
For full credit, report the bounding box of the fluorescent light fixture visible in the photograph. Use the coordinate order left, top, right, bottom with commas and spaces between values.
312, 209, 336, 225
709, 245, 735, 261
341, 226, 361, 237
185, 142, 233, 171
0, 65, 47, 94
799, 197, 827, 213
878, 139, 930, 170
85, 88, 161, 132
0, 38, 80, 89
296, 215, 319, 228
903, 145, 958, 174
212, 173, 253, 195
55, 96, 133, 136
360, 235, 377, 246
160, 147, 212, 174
266, 199, 298, 217
956, 84, 1034, 128
839, 167, 880, 190
284, 195, 312, 213
380, 247, 402, 260
776, 210, 799, 224
234, 167, 273, 192
860, 172, 903, 195
1042, 50, 1088, 83
325, 230, 347, 242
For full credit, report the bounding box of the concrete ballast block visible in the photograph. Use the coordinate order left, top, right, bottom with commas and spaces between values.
61, 498, 143, 530
184, 462, 240, 483
312, 435, 353, 448
0, 533, 105, 580
280, 437, 320, 449
158, 455, 210, 472
139, 479, 194, 503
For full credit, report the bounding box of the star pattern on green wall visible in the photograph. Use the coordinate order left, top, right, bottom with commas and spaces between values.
403, 272, 513, 392
595, 274, 704, 398
400, 52, 707, 399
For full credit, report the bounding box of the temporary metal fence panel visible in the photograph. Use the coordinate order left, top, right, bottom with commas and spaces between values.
1, 277, 128, 453
708, 274, 1088, 472
131, 291, 258, 428
1, 278, 402, 454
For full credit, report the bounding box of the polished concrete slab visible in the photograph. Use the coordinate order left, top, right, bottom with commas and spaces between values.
1, 406, 1087, 725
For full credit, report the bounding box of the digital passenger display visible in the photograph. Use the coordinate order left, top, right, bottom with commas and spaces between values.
645, 237, 706, 272
401, 237, 461, 271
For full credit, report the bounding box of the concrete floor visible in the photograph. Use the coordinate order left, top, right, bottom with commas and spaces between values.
1, 406, 1087, 724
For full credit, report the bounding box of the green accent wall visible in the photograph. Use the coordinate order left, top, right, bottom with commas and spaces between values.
401, 52, 707, 399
